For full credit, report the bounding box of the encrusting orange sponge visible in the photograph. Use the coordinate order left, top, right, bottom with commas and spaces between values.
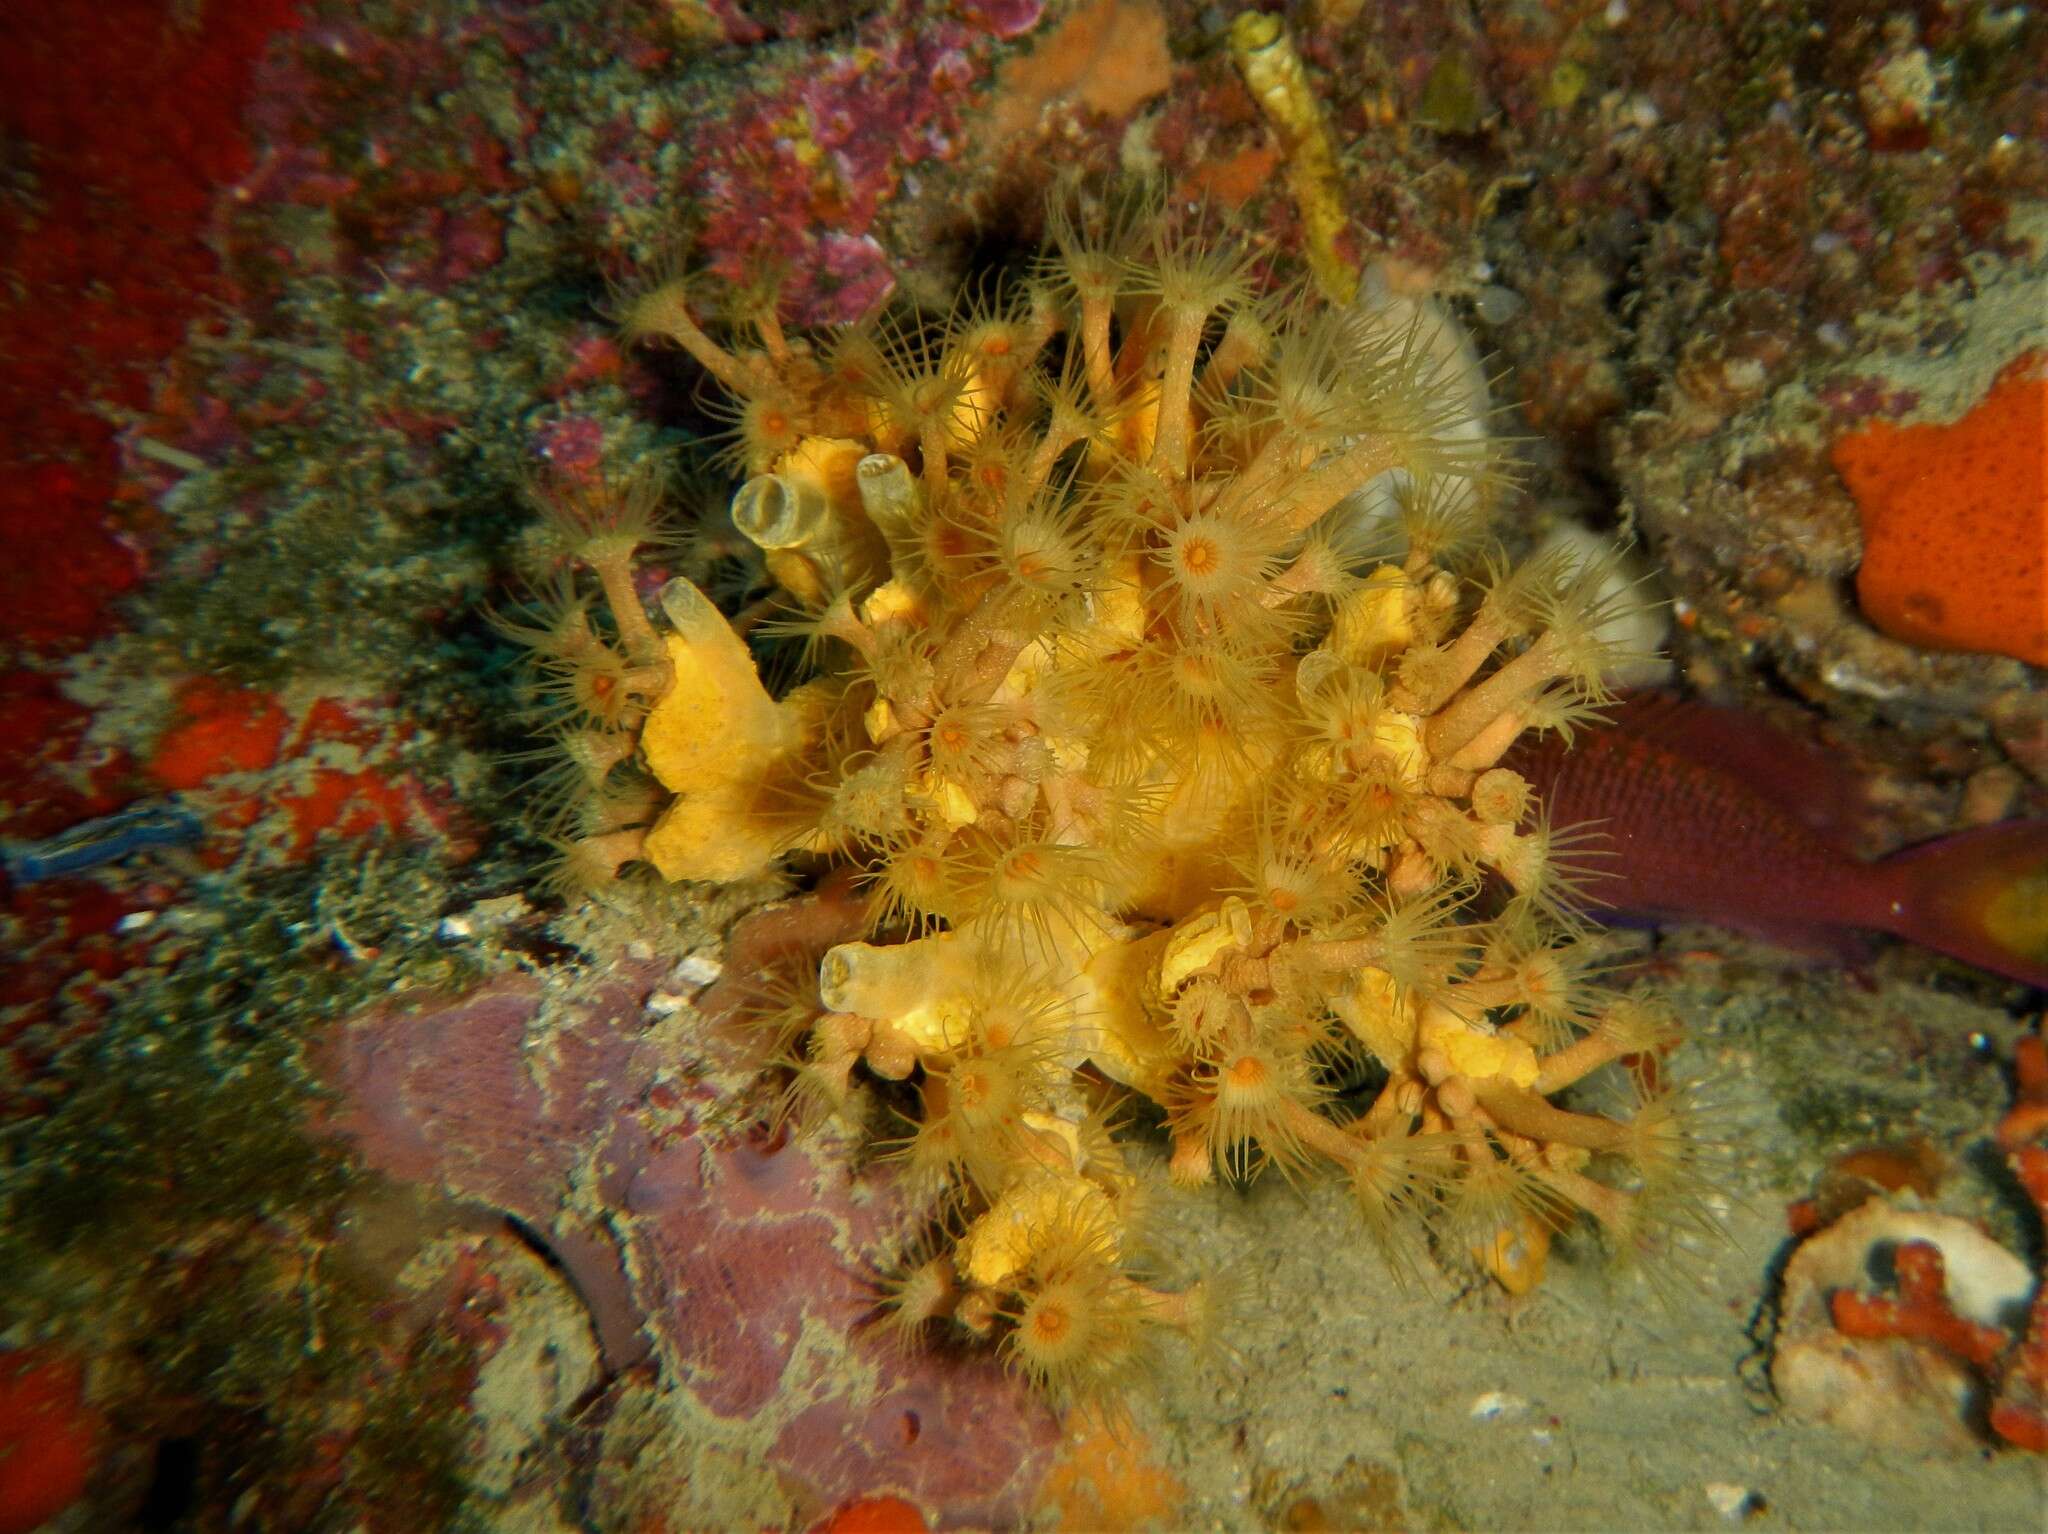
1831, 349, 2048, 668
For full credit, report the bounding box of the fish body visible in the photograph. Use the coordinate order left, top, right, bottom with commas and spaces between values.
1507, 694, 2048, 988
1, 799, 203, 884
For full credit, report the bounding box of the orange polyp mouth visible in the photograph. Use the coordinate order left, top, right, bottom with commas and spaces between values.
1029, 1301, 1071, 1345
1004, 849, 1046, 883
1226, 1053, 1269, 1091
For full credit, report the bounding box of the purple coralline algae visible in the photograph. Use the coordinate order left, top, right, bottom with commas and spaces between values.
322, 958, 1058, 1526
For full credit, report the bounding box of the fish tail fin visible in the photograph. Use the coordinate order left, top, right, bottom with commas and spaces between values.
1875, 820, 2048, 988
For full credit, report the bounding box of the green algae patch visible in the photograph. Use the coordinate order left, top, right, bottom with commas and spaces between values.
0, 841, 505, 1526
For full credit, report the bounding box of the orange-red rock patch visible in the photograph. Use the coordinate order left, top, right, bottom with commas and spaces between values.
149, 679, 290, 790
1831, 349, 2048, 667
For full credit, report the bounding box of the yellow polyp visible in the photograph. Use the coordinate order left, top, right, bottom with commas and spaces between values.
763, 547, 828, 606
959, 1173, 1117, 1289
1369, 711, 1430, 787
620, 280, 695, 347
1094, 553, 1148, 645
758, 436, 890, 594
890, 996, 979, 1056
1018, 1110, 1085, 1175
1158, 749, 1270, 845
997, 634, 1060, 701
1158, 900, 1253, 995
773, 435, 865, 503
1075, 927, 1180, 1094
1336, 804, 1407, 861
1474, 1211, 1551, 1296
1419, 1006, 1540, 1088
858, 577, 926, 628
1543, 1141, 1592, 1176
640, 605, 808, 883
642, 794, 785, 884
924, 774, 980, 828
864, 1020, 920, 1080
1332, 966, 1420, 1071
1470, 819, 1515, 864
863, 696, 899, 744
1291, 736, 1341, 786
1040, 732, 1090, 777
1328, 566, 1417, 663
1092, 385, 1160, 469
952, 368, 1002, 443
818, 933, 980, 1051
860, 393, 900, 453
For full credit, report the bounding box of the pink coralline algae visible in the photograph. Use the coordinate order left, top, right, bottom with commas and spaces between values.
321, 964, 1057, 1526
529, 412, 613, 481
685, 2, 1032, 321
959, 0, 1047, 39
232, 8, 536, 293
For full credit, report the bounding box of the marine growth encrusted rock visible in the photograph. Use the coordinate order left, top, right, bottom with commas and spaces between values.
503, 199, 1716, 1409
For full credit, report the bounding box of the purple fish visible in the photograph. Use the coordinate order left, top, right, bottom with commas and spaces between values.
1506, 693, 2048, 987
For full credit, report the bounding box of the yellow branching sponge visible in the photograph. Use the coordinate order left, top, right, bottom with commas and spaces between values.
512, 202, 1719, 1412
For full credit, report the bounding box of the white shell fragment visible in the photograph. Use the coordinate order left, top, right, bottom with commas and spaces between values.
1467, 1390, 1530, 1422
1771, 1198, 2032, 1453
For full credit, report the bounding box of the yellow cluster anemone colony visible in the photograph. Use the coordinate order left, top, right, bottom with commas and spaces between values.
510, 202, 1716, 1410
